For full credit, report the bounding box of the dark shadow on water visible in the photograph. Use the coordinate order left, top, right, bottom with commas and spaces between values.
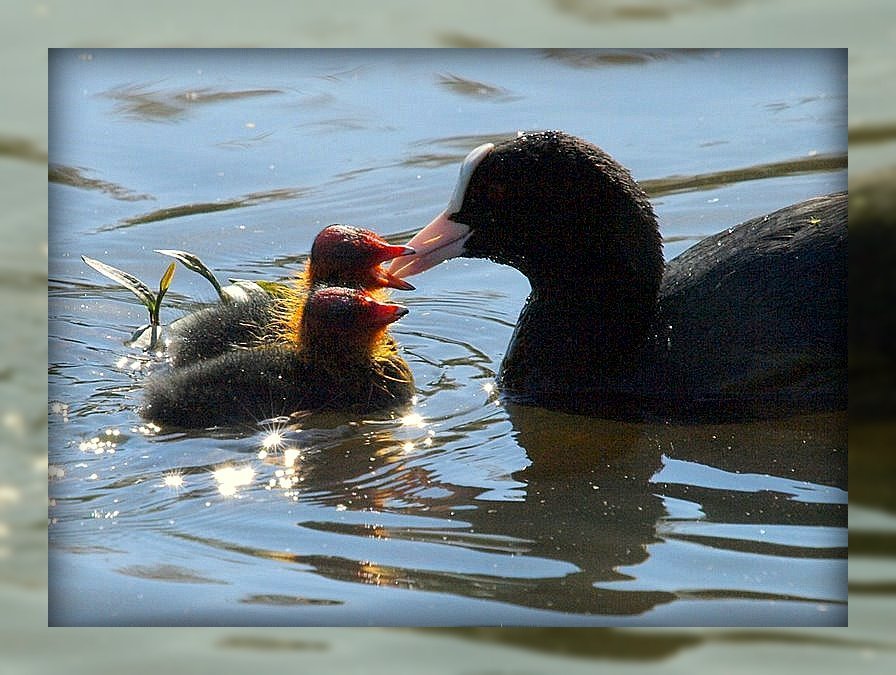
436, 72, 522, 102
0, 134, 48, 163
849, 122, 896, 146
413, 625, 895, 661
49, 164, 155, 202
436, 33, 504, 48
849, 167, 896, 519
542, 47, 690, 67
102, 83, 284, 123
640, 153, 847, 197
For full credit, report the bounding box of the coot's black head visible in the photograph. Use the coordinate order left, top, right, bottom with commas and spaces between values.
391, 131, 663, 297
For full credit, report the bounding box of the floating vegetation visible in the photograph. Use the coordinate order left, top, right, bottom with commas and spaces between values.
81, 255, 176, 351
155, 249, 228, 302
83, 247, 274, 354
156, 249, 272, 303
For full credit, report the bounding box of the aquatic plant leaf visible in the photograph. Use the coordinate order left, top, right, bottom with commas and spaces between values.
155, 249, 226, 300
81, 255, 156, 310
159, 260, 176, 293
150, 260, 176, 320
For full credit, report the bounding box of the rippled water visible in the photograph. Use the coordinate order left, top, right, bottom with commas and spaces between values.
48, 49, 847, 626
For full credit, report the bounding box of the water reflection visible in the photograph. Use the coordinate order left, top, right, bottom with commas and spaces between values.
436, 72, 521, 102
103, 83, 283, 123
49, 164, 153, 201
0, 134, 48, 163
640, 153, 847, 197
542, 47, 677, 66
103, 185, 314, 231
168, 399, 844, 620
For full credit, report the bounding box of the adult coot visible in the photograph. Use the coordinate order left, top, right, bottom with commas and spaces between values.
391, 131, 846, 422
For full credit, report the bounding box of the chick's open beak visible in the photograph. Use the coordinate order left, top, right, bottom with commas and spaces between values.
375, 268, 415, 291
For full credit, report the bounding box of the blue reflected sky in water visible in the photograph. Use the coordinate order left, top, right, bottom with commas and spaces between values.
49, 49, 846, 267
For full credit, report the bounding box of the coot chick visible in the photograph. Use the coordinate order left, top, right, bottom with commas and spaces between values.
168, 224, 414, 367
141, 287, 414, 428
391, 131, 846, 423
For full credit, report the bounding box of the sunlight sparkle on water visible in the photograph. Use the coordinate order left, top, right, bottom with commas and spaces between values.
401, 412, 426, 428
212, 465, 255, 497
283, 447, 302, 466
131, 422, 160, 435
162, 472, 185, 489
49, 400, 69, 422
79, 431, 119, 455
115, 356, 143, 371
257, 422, 292, 458
261, 429, 285, 451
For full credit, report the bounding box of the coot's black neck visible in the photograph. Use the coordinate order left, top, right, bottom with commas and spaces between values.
498, 243, 663, 416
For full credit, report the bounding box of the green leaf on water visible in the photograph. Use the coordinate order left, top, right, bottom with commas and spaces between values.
81, 255, 156, 311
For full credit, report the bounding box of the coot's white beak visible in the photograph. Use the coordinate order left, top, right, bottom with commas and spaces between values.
388, 209, 472, 278
389, 142, 495, 278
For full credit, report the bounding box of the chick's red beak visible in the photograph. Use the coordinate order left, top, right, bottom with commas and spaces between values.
373, 266, 415, 291
370, 243, 416, 265
369, 243, 416, 290
367, 301, 409, 328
